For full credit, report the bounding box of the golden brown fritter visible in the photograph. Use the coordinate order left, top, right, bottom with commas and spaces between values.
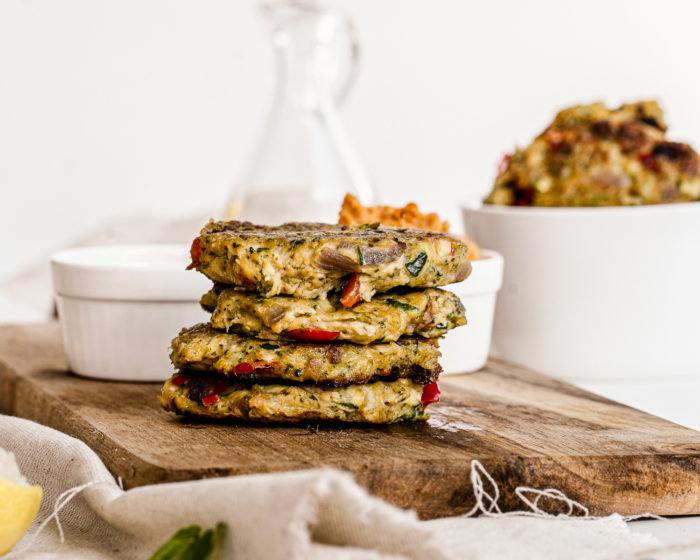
202, 286, 466, 344
189, 221, 470, 300
170, 323, 442, 387
485, 101, 700, 206
159, 374, 428, 423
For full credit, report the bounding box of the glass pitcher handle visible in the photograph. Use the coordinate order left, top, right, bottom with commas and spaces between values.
332, 9, 360, 106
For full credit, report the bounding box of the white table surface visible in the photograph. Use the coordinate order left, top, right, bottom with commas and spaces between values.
574, 379, 700, 558
577, 378, 700, 432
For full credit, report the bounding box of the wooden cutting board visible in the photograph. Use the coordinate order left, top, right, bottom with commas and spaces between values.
1, 323, 700, 520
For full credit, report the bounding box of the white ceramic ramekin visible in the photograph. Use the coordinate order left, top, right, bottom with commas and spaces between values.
463, 202, 700, 381
440, 250, 504, 374
51, 244, 211, 381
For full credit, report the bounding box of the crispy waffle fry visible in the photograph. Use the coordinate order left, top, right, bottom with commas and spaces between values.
339, 194, 484, 260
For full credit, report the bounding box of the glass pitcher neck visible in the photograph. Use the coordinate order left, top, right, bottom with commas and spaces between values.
262, 0, 347, 107
224, 0, 374, 222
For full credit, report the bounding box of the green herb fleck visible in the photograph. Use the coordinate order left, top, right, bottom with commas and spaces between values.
385, 299, 418, 312
261, 342, 279, 350
341, 402, 359, 410
356, 246, 363, 265
405, 251, 427, 276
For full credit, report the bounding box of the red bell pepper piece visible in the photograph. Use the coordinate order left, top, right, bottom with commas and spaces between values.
239, 274, 257, 291
286, 329, 340, 342
202, 394, 220, 406
252, 360, 274, 369
421, 381, 440, 407
233, 361, 277, 375
497, 154, 510, 175
171, 374, 188, 386
340, 274, 361, 308
640, 152, 656, 170
234, 363, 254, 375
186, 238, 201, 270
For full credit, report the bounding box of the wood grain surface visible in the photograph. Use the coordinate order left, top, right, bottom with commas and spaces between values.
1, 323, 700, 519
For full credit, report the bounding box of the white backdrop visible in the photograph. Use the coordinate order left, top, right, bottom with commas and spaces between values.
2, 0, 700, 280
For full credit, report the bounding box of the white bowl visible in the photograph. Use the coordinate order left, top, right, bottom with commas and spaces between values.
51, 244, 211, 381
440, 250, 504, 374
462, 202, 700, 381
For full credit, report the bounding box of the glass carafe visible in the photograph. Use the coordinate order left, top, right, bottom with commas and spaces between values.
225, 0, 374, 224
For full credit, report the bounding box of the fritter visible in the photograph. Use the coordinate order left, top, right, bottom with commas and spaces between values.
201, 286, 466, 344
159, 374, 429, 423
170, 323, 441, 387
188, 221, 470, 300
485, 100, 700, 206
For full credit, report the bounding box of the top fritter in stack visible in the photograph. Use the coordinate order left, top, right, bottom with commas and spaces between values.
159, 221, 471, 423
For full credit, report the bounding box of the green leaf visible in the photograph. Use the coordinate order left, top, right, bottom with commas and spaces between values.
180, 529, 214, 560
405, 251, 427, 276
149, 523, 228, 560
149, 526, 201, 560
211, 524, 227, 560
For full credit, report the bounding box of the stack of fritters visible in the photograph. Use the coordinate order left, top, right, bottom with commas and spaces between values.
159, 221, 471, 423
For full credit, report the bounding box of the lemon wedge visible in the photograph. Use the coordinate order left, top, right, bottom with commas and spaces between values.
0, 449, 42, 556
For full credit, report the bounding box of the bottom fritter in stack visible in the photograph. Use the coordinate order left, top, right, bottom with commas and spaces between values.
159, 221, 471, 423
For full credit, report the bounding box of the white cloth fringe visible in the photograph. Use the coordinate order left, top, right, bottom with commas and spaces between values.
10, 480, 102, 555
464, 459, 664, 522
